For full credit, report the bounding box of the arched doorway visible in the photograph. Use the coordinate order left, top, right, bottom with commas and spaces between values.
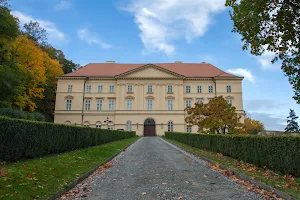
144, 118, 156, 137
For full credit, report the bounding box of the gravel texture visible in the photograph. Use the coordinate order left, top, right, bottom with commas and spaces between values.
85, 137, 262, 200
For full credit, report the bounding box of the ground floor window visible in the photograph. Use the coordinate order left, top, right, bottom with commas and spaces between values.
186, 126, 192, 133
108, 125, 113, 130
126, 120, 132, 131
84, 121, 89, 127
168, 121, 173, 132
96, 122, 101, 128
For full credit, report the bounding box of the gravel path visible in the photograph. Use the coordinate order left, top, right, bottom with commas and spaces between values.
86, 137, 262, 200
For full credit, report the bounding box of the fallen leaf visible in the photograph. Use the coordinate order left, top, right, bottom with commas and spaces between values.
142, 192, 146, 196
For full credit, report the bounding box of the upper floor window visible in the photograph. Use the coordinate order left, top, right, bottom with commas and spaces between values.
98, 85, 103, 93
185, 100, 192, 108
167, 100, 173, 110
85, 99, 91, 111
197, 86, 202, 93
168, 121, 174, 132
186, 86, 191, 93
208, 86, 213, 93
97, 99, 103, 111
167, 85, 173, 93
109, 85, 115, 93
148, 85, 153, 93
86, 85, 91, 93
227, 85, 231, 93
68, 85, 72, 92
227, 99, 232, 105
186, 126, 192, 133
108, 99, 115, 111
126, 120, 132, 131
127, 99, 133, 110
66, 99, 72, 110
147, 99, 153, 110
128, 85, 133, 93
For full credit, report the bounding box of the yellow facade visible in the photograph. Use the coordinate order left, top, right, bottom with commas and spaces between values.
54, 64, 244, 136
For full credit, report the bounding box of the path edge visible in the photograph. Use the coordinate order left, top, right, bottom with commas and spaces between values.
47, 137, 140, 200
159, 137, 293, 200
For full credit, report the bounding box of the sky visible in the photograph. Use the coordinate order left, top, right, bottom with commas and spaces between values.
9, 0, 300, 130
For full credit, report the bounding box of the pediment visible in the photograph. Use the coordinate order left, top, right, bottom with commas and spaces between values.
116, 64, 184, 79
225, 96, 234, 99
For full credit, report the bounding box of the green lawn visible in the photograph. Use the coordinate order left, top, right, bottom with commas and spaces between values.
163, 137, 300, 199
0, 137, 139, 200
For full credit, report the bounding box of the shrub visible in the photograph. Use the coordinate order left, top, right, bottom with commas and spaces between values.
165, 132, 300, 177
0, 117, 136, 162
0, 107, 46, 121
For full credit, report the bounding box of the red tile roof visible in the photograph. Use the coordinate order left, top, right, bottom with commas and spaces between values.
64, 63, 241, 78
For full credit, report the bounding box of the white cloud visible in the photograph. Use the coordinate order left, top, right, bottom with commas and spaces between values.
124, 0, 226, 54
54, 0, 72, 11
257, 51, 281, 70
227, 68, 254, 83
11, 10, 66, 43
77, 29, 111, 49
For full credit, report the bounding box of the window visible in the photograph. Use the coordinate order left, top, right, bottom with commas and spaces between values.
168, 121, 173, 132
128, 85, 133, 93
197, 86, 202, 93
66, 99, 72, 110
97, 99, 103, 111
65, 121, 71, 125
86, 85, 91, 93
148, 85, 152, 93
147, 99, 153, 110
227, 85, 231, 93
68, 85, 72, 92
108, 100, 115, 111
127, 99, 133, 110
167, 100, 173, 110
96, 122, 101, 128
84, 121, 89, 127
186, 126, 192, 133
186, 86, 191, 93
108, 125, 113, 130
126, 121, 132, 131
197, 99, 203, 104
167, 85, 173, 93
85, 99, 91, 111
208, 86, 213, 93
109, 85, 115, 93
98, 85, 103, 93
227, 100, 232, 105
185, 100, 192, 108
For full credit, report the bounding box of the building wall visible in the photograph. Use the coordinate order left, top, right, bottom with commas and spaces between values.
54, 68, 244, 136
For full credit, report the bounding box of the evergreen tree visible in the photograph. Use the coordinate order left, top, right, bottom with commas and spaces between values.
285, 109, 300, 133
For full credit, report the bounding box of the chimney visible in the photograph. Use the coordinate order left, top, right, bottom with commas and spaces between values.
175, 61, 182, 63
201, 62, 206, 64
106, 61, 115, 63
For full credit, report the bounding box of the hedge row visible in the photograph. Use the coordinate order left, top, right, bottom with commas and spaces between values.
0, 117, 136, 162
165, 132, 300, 177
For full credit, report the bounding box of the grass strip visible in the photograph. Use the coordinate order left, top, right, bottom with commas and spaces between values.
0, 137, 139, 200
163, 137, 300, 199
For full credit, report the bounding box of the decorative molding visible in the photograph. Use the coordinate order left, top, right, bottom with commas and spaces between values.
125, 95, 135, 100
95, 97, 105, 99
84, 97, 93, 99
165, 96, 175, 100
65, 95, 74, 99
225, 96, 234, 99
107, 97, 116, 99
184, 97, 193, 100
145, 95, 155, 100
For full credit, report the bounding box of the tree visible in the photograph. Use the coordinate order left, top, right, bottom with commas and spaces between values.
244, 117, 265, 134
225, 0, 300, 104
185, 96, 243, 134
23, 21, 47, 46
285, 109, 299, 133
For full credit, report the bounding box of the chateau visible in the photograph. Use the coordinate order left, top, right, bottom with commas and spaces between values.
54, 62, 244, 136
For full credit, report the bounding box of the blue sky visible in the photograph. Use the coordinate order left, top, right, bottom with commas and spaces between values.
10, 0, 300, 130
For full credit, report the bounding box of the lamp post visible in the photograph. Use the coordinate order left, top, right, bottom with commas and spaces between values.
104, 117, 113, 130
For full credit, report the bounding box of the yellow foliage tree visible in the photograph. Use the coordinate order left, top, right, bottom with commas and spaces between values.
244, 117, 264, 135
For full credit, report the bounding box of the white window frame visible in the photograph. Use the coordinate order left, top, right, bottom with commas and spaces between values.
186, 126, 192, 133
227, 100, 233, 105
185, 100, 192, 108
168, 121, 174, 132
109, 85, 115, 93
108, 99, 115, 111
85, 99, 91, 111
68, 85, 72, 93
197, 85, 202, 93
197, 99, 203, 104
147, 99, 153, 110
167, 85, 173, 93
97, 99, 103, 111
208, 86, 213, 93
86, 85, 91, 93
128, 85, 133, 93
126, 120, 132, 131
108, 124, 113, 130
167, 100, 173, 110
98, 85, 103, 93
186, 86, 191, 93
126, 99, 133, 110
96, 122, 101, 128
84, 122, 89, 127
227, 85, 231, 93
148, 85, 152, 93
66, 99, 72, 110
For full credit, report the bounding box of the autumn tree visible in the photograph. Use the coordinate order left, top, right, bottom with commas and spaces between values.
285, 109, 299, 133
185, 96, 242, 134
225, 0, 300, 104
244, 117, 265, 134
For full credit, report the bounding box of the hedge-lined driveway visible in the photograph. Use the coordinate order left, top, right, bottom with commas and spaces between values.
86, 137, 262, 200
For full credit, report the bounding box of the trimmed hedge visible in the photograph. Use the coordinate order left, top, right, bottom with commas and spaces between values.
165, 132, 300, 177
0, 117, 136, 162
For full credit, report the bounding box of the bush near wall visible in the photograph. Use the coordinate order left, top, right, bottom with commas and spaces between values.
0, 117, 136, 162
165, 132, 300, 177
